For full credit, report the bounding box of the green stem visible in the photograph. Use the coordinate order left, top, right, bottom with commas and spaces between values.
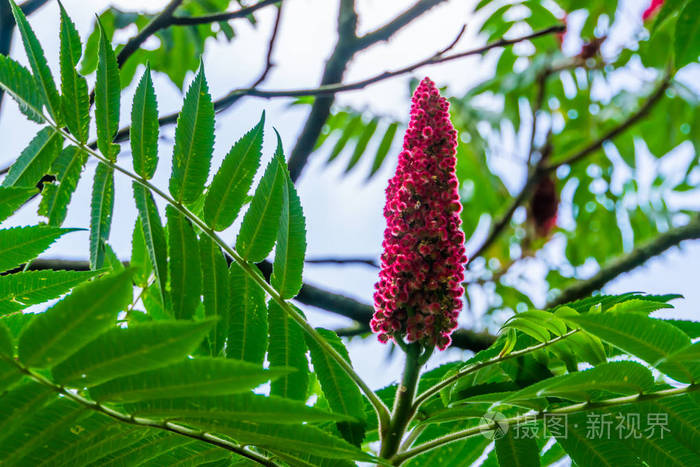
380, 342, 422, 459
38, 117, 391, 434
0, 354, 278, 466
392, 382, 700, 465
412, 329, 579, 413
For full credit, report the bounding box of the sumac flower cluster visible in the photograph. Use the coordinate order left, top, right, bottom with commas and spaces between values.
372, 77, 467, 350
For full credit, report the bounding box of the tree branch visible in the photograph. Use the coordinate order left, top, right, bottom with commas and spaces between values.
116, 0, 184, 67
286, 0, 449, 181
547, 215, 700, 307
305, 256, 379, 267
469, 75, 671, 264
170, 0, 280, 26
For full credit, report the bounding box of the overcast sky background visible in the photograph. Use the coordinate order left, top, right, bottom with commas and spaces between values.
2, 0, 699, 391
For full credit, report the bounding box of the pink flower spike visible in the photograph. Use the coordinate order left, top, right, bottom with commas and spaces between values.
372, 77, 468, 351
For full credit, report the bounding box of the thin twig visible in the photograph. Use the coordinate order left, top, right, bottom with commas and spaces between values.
108, 24, 563, 149
0, 355, 279, 466
544, 75, 671, 171
213, 0, 284, 115
222, 25, 566, 100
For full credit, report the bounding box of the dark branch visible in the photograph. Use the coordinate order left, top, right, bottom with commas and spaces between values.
305, 257, 379, 267
116, 0, 184, 68
224, 25, 565, 100
212, 0, 283, 115
353, 0, 447, 49
170, 0, 280, 26
285, 0, 359, 181
547, 215, 700, 307
19, 0, 50, 15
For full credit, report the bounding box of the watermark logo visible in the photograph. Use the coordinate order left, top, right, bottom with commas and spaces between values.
479, 411, 508, 440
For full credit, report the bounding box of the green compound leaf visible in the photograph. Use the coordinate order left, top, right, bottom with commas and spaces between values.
236, 134, 286, 262
271, 172, 307, 299
227, 262, 268, 364
39, 145, 88, 226
1, 127, 62, 188
95, 20, 120, 160
0, 54, 43, 123
305, 328, 365, 446
18, 269, 133, 368
268, 301, 308, 401
52, 319, 216, 387
9, 0, 61, 122
125, 392, 354, 424
132, 183, 168, 308
130, 64, 159, 180
0, 269, 99, 316
89, 163, 115, 270
58, 3, 89, 143
567, 312, 694, 383
203, 112, 264, 231
130, 217, 150, 287
0, 225, 77, 274
166, 206, 202, 320
89, 357, 290, 402
368, 121, 398, 180
199, 236, 229, 356
169, 62, 214, 205
0, 186, 37, 223
345, 117, 378, 173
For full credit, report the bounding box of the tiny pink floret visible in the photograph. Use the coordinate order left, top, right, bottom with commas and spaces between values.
372, 77, 467, 350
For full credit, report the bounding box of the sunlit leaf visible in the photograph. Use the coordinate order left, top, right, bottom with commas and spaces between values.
166, 206, 201, 320
130, 64, 159, 180
268, 301, 308, 401
89, 164, 114, 270
204, 113, 264, 231
227, 263, 268, 364
169, 62, 214, 205
89, 357, 289, 402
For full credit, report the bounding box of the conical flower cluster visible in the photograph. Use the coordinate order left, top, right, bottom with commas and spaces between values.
371, 77, 467, 350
